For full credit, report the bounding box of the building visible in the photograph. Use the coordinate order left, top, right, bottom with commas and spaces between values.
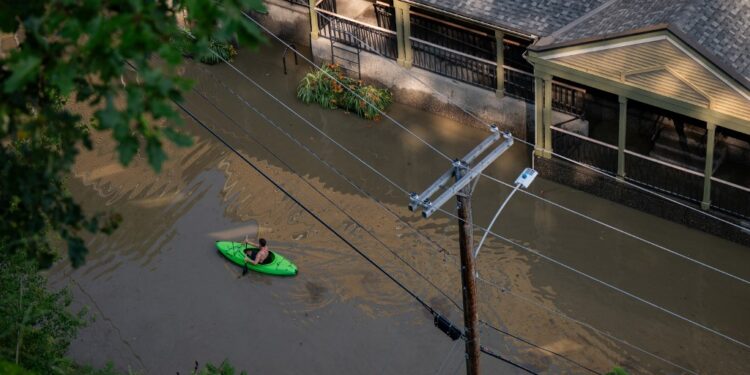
263, 0, 750, 241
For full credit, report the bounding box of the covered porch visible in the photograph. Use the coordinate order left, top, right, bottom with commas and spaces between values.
302, 0, 586, 117
528, 29, 750, 219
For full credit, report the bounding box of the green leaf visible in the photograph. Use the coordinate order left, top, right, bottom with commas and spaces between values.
117, 136, 139, 166
3, 55, 41, 93
146, 136, 166, 172
164, 127, 193, 147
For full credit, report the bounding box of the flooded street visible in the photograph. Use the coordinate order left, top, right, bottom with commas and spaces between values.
51, 41, 750, 374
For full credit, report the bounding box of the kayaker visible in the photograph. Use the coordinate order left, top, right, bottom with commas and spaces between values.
243, 236, 270, 267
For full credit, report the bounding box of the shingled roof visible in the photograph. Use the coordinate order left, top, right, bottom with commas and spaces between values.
404, 0, 608, 36
534, 0, 750, 87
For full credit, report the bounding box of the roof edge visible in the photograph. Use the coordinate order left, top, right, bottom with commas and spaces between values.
530, 25, 750, 92
400, 0, 537, 40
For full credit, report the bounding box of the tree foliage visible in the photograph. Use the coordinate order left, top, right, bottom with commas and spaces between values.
0, 256, 87, 374
0, 0, 265, 267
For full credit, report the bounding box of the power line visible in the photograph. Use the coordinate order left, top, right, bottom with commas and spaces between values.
188, 71, 598, 374
431, 203, 750, 351
244, 10, 750, 287
200, 43, 750, 353
174, 83, 538, 374
188, 58, 692, 375
307, 10, 750, 235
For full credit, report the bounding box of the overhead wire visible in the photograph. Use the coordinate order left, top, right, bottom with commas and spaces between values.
185, 52, 693, 375
173, 92, 537, 374
197, 31, 750, 354
190, 59, 695, 375
189, 67, 598, 374
242, 10, 750, 288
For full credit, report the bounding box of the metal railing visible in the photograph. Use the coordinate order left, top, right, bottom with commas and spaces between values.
550, 126, 750, 219
316, 8, 398, 60
625, 152, 705, 203
711, 176, 750, 219
551, 126, 618, 174
411, 37, 496, 90
410, 11, 495, 61
373, 1, 395, 31
552, 81, 586, 117
504, 66, 534, 102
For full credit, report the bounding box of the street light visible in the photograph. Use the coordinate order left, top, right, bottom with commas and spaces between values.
473, 167, 538, 259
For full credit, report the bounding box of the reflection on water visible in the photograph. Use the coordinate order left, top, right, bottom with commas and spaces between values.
54, 40, 750, 374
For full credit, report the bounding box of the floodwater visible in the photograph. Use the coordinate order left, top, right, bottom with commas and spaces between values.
49, 41, 750, 374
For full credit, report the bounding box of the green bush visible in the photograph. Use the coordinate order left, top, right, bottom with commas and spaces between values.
297, 64, 392, 120
199, 39, 238, 65
172, 31, 238, 65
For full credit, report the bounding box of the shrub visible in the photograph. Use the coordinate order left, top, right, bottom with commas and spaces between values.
199, 39, 238, 65
297, 64, 391, 120
172, 31, 238, 65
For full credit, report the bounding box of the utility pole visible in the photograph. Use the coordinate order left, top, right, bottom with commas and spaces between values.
456, 165, 480, 375
409, 126, 513, 375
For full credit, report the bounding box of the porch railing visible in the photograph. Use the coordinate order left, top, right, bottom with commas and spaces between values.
373, 1, 395, 31
504, 66, 534, 102
316, 8, 398, 60
552, 81, 586, 117
411, 37, 496, 90
551, 126, 618, 174
410, 10, 495, 61
550, 126, 750, 219
711, 177, 750, 219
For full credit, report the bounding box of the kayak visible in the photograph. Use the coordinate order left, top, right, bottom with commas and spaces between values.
215, 241, 298, 276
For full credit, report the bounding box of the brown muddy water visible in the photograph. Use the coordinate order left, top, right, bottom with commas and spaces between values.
49, 42, 750, 374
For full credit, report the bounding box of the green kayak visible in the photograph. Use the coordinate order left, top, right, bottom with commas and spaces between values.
215, 241, 298, 276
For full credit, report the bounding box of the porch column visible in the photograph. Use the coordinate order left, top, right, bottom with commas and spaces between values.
495, 30, 505, 98
394, 0, 412, 67
543, 74, 553, 157
534, 76, 544, 156
309, 0, 319, 40
701, 123, 716, 210
617, 96, 627, 178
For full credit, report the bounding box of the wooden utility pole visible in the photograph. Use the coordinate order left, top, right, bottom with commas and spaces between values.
409, 127, 513, 375
456, 166, 481, 375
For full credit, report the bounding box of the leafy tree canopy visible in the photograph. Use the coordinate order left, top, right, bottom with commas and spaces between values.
0, 0, 265, 267
0, 256, 86, 373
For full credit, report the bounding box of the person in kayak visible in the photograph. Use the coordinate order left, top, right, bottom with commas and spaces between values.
242, 236, 270, 275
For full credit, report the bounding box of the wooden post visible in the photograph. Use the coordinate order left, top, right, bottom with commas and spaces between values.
543, 75, 553, 158
702, 123, 716, 210
403, 3, 412, 67
394, 1, 412, 67
455, 167, 480, 375
534, 76, 544, 157
495, 30, 505, 98
617, 95, 627, 178
309, 0, 319, 40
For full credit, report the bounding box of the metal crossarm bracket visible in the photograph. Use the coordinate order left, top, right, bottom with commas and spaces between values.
410, 127, 513, 218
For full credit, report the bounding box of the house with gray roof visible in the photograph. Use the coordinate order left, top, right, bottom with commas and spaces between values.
298, 0, 750, 233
